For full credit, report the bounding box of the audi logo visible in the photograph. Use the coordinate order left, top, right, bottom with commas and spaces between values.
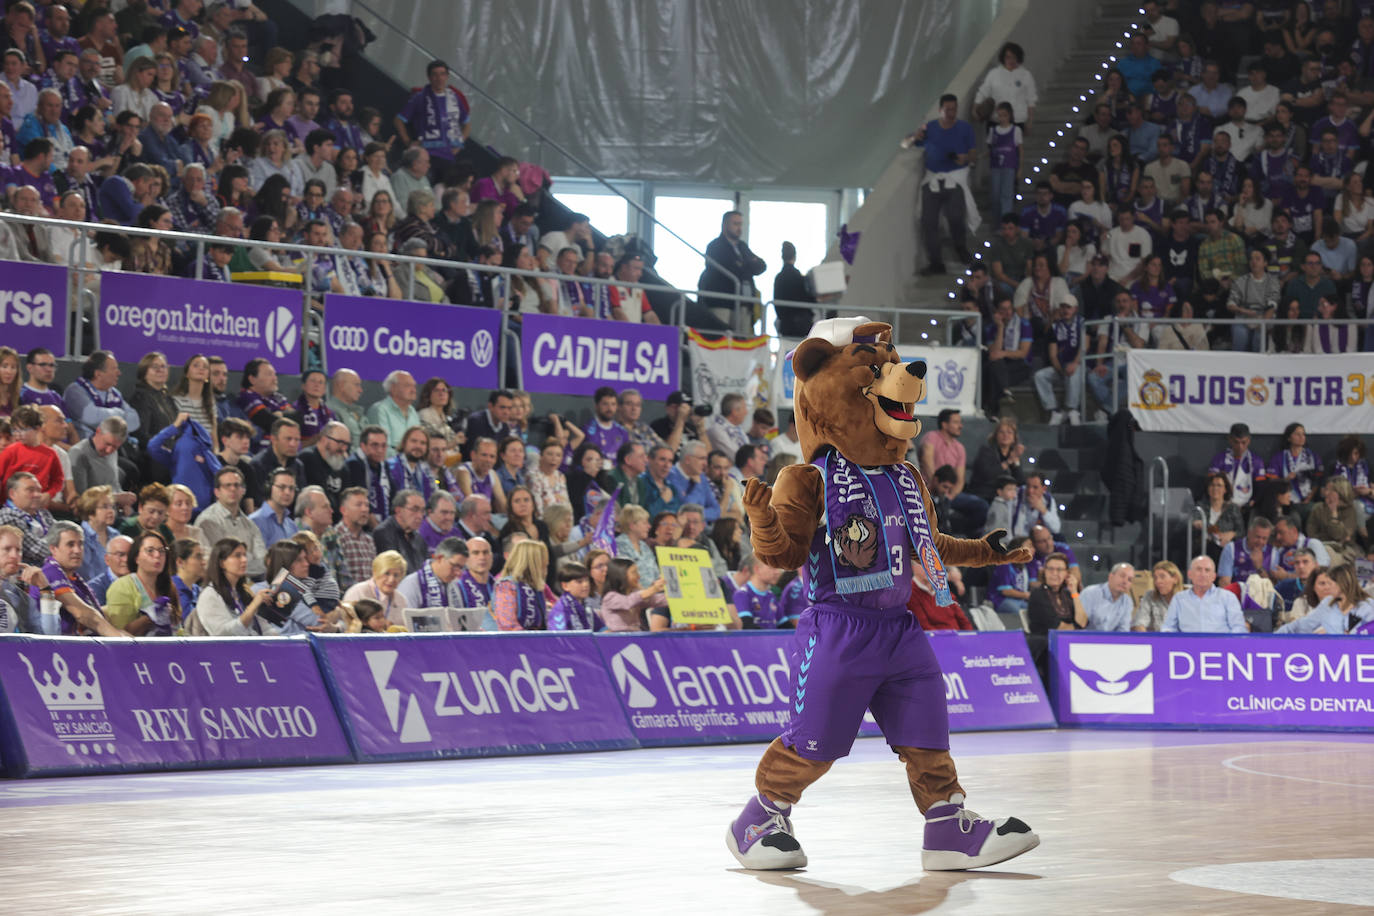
329, 325, 370, 351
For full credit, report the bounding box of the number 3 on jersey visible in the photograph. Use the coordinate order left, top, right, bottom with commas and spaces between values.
890, 545, 903, 577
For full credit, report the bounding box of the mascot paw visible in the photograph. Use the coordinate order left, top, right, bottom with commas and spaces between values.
985, 529, 1033, 564
743, 478, 774, 511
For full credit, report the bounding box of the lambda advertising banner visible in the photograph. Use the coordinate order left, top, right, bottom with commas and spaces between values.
1127, 350, 1374, 434
0, 260, 69, 356
0, 636, 351, 777
1051, 632, 1374, 731
323, 294, 501, 386
312, 632, 636, 761
598, 630, 1052, 747
521, 314, 678, 400
100, 273, 303, 368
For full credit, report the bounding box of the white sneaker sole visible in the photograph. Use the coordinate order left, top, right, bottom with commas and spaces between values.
725, 823, 808, 870
921, 832, 1040, 871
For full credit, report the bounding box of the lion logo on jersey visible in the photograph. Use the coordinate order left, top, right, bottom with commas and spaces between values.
834, 513, 880, 570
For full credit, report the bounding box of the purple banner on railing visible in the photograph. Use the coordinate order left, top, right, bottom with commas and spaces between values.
598, 630, 1051, 747
0, 260, 69, 356
0, 636, 351, 777
312, 633, 636, 760
99, 273, 302, 368
1051, 632, 1374, 731
521, 313, 678, 400
323, 294, 500, 387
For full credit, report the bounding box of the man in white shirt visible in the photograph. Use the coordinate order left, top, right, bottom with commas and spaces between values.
1163, 556, 1247, 633
974, 42, 1037, 131
1142, 0, 1179, 60
1189, 61, 1234, 121
198, 467, 268, 579
706, 393, 750, 457
1216, 97, 1261, 161
1103, 209, 1152, 284
1235, 62, 1279, 123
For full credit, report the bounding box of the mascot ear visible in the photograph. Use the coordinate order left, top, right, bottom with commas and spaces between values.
853, 322, 893, 345
791, 337, 835, 383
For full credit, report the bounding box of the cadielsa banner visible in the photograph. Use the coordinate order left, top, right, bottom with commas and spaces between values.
1127, 351, 1374, 434
686, 330, 774, 411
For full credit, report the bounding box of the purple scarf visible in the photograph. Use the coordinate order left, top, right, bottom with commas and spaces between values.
816, 451, 949, 605
547, 593, 592, 631
509, 579, 546, 630
389, 456, 436, 502
458, 571, 492, 607
415, 560, 448, 608
75, 377, 123, 409
461, 462, 494, 501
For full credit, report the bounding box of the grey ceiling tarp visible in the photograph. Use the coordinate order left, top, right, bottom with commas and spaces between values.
320, 0, 999, 188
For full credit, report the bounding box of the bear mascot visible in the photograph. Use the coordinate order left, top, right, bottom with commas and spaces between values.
726, 316, 1040, 871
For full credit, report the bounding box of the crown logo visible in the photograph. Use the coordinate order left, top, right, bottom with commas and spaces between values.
18, 652, 115, 758
20, 652, 104, 710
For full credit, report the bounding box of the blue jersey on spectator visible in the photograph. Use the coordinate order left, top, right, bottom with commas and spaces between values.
918, 118, 976, 173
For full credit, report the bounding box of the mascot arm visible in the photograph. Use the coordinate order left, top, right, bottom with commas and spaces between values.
744, 464, 823, 571
907, 462, 1033, 568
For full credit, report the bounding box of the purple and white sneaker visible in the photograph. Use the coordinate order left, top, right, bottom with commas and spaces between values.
921, 793, 1039, 870
726, 793, 807, 869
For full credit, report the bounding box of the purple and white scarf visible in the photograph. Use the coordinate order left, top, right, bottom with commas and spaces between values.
458, 571, 492, 607
816, 450, 949, 605
547, 593, 592, 631
416, 560, 448, 608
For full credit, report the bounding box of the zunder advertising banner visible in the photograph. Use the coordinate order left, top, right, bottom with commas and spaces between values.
100, 272, 303, 368
323, 294, 500, 387
521, 313, 678, 400
1127, 350, 1374, 434
1051, 632, 1374, 731
0, 260, 69, 357
312, 632, 636, 761
598, 629, 1052, 748
0, 636, 352, 777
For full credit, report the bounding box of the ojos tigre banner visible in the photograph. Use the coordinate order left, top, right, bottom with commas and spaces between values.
1127, 351, 1374, 434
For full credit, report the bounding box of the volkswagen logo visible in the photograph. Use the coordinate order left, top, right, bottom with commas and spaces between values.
470, 329, 494, 368
328, 325, 369, 352
264, 306, 299, 360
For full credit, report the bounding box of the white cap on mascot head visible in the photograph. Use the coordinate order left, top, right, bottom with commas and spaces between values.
786, 316, 881, 360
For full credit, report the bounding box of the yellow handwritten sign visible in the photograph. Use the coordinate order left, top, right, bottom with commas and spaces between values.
655, 547, 732, 627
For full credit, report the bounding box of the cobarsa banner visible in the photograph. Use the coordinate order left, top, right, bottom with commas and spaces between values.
1052, 632, 1374, 731
0, 260, 68, 357
312, 633, 636, 761
0, 636, 351, 777
100, 273, 302, 368
323, 295, 500, 386
1127, 350, 1374, 434
520, 314, 678, 400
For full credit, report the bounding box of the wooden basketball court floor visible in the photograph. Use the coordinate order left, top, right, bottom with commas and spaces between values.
2, 729, 1372, 914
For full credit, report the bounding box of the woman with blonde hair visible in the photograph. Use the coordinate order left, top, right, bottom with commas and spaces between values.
342, 550, 410, 626
472, 199, 504, 251
1132, 560, 1182, 631
0, 346, 20, 418
165, 483, 211, 557
76, 486, 120, 582
491, 539, 554, 630
249, 129, 293, 190
260, 47, 295, 97
197, 80, 249, 147
1307, 477, 1361, 561
614, 503, 659, 584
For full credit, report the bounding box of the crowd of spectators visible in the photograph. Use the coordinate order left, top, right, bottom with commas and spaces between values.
0, 347, 835, 635
0, 0, 669, 327
955, 7, 1374, 423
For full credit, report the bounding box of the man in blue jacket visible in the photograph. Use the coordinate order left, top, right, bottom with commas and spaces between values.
96, 163, 154, 226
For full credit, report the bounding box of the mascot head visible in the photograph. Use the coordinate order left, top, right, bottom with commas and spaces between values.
789, 316, 926, 467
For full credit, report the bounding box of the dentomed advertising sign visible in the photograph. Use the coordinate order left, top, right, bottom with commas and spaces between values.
1052, 631, 1374, 731
99, 273, 302, 368
323, 294, 501, 387
0, 260, 69, 356
520, 314, 678, 400
0, 636, 351, 777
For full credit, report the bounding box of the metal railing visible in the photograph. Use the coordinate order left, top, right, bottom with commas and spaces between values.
0, 211, 980, 391
1147, 455, 1170, 569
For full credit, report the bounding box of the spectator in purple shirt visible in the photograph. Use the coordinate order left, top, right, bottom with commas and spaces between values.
1019, 181, 1068, 253
393, 59, 470, 177
471, 156, 526, 215
323, 89, 364, 151
5, 138, 58, 212
583, 387, 629, 470
285, 85, 322, 146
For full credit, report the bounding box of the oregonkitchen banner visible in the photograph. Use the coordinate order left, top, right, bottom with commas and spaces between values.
1127, 350, 1374, 434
